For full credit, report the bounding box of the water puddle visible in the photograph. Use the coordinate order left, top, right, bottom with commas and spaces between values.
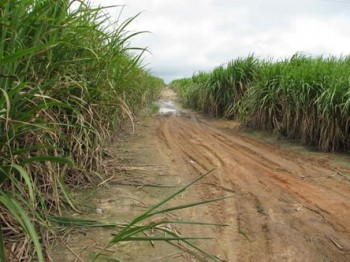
157, 88, 190, 116
158, 99, 180, 114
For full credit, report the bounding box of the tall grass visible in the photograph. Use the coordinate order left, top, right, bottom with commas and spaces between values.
171, 54, 350, 152
0, 0, 163, 260
172, 56, 258, 118
241, 55, 350, 151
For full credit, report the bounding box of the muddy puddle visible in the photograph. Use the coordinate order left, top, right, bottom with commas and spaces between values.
157, 87, 189, 115
158, 99, 179, 114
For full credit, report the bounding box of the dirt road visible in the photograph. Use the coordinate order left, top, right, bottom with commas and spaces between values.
53, 88, 350, 261
155, 88, 350, 261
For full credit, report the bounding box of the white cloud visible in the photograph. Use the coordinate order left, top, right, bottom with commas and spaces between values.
92, 0, 350, 82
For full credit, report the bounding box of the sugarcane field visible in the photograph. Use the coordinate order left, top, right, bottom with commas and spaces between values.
1, 1, 349, 261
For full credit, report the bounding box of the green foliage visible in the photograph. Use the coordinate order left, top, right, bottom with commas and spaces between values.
171, 56, 258, 118
170, 77, 195, 101
0, 0, 163, 260
52, 170, 229, 262
170, 54, 350, 152
97, 170, 227, 262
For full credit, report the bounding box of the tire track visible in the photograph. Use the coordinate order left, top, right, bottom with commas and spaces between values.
157, 113, 350, 261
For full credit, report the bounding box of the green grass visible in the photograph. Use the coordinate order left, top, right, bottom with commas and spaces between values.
50, 170, 231, 262
0, 0, 164, 260
171, 54, 350, 152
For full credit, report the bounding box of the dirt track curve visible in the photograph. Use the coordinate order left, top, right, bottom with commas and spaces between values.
155, 89, 350, 261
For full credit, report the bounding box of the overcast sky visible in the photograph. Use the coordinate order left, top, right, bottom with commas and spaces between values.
91, 0, 350, 83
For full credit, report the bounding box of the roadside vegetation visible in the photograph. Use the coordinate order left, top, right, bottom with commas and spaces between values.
0, 0, 164, 260
171, 54, 350, 152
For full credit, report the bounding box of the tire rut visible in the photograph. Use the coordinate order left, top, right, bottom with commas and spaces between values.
157, 113, 350, 261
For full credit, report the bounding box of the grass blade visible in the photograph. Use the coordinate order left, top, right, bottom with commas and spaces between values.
0, 223, 6, 262
0, 191, 44, 262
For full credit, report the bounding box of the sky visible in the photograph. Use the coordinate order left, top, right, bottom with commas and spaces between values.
91, 0, 350, 83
